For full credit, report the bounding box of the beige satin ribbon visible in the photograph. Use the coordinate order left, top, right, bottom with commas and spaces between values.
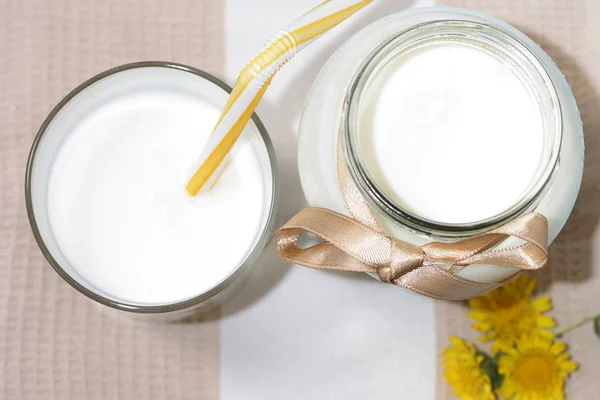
274, 141, 549, 300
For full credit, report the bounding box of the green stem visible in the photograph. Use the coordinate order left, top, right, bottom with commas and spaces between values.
477, 351, 503, 390
554, 313, 600, 337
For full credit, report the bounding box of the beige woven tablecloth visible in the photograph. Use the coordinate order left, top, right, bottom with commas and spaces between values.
0, 1, 223, 399
3, 1, 599, 399
435, 0, 600, 398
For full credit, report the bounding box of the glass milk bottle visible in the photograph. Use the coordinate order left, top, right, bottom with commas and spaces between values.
297, 7, 584, 284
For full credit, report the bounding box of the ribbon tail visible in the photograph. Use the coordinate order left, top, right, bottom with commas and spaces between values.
337, 133, 384, 232
395, 265, 519, 301
459, 243, 547, 270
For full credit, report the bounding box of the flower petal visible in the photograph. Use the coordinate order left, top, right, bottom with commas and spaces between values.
524, 276, 537, 296
467, 311, 489, 321
537, 315, 557, 328
561, 360, 578, 373
472, 322, 492, 332
532, 296, 553, 313
550, 341, 566, 355
491, 339, 514, 354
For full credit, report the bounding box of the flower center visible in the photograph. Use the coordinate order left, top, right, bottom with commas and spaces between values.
517, 355, 552, 391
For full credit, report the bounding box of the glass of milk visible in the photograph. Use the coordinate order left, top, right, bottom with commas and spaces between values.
298, 8, 584, 284
26, 62, 278, 317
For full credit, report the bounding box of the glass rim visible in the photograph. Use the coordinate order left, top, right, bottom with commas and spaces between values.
342, 19, 563, 238
25, 61, 280, 314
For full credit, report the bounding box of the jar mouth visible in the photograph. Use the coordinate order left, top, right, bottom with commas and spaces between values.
342, 20, 562, 238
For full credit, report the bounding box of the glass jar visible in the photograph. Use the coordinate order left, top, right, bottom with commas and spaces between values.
298, 7, 584, 284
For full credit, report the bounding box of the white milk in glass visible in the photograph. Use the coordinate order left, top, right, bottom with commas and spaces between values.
27, 65, 276, 311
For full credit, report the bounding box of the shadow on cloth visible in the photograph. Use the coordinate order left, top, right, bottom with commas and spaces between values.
517, 29, 600, 293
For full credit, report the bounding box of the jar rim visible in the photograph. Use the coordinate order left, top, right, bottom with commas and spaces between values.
342, 19, 563, 238
25, 61, 280, 314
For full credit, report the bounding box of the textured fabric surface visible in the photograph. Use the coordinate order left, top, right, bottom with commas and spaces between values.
435, 0, 600, 398
0, 1, 224, 399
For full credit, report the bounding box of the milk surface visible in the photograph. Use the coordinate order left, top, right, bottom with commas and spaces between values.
359, 42, 543, 224
48, 89, 267, 305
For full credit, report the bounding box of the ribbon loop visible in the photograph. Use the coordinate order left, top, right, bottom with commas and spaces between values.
274, 208, 549, 300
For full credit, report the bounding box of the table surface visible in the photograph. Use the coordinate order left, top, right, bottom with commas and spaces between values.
1, 1, 595, 399
220, 1, 436, 399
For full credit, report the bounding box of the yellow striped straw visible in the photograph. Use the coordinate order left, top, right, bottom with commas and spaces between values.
186, 0, 374, 196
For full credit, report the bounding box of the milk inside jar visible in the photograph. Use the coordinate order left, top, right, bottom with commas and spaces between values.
357, 41, 543, 224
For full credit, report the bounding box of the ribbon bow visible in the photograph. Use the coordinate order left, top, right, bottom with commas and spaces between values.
274, 141, 549, 300
275, 208, 548, 300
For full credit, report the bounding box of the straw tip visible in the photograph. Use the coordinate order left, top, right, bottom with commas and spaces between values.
186, 182, 201, 197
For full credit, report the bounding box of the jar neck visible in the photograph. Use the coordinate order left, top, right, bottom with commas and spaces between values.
341, 20, 562, 239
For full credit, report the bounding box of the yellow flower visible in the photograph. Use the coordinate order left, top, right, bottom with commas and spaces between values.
498, 334, 577, 400
468, 274, 556, 353
442, 337, 495, 400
